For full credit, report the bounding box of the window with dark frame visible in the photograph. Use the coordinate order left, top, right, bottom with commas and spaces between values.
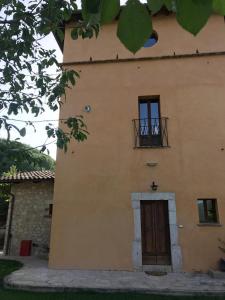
133, 96, 169, 148
49, 204, 53, 218
197, 199, 218, 224
138, 97, 162, 147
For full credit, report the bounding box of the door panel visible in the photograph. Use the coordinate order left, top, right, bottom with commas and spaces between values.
141, 201, 171, 265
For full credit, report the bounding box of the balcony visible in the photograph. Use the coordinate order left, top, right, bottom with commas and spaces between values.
133, 118, 169, 148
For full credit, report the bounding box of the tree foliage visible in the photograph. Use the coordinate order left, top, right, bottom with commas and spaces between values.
0, 183, 10, 228
0, 139, 55, 232
77, 0, 225, 53
0, 0, 224, 151
0, 0, 88, 152
0, 167, 17, 232
0, 139, 55, 175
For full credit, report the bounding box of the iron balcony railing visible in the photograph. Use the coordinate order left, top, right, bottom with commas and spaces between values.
133, 117, 169, 148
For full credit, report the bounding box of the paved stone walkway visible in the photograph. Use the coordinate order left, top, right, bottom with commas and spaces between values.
2, 256, 225, 295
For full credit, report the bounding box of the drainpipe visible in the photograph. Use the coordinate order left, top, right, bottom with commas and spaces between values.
3, 191, 15, 255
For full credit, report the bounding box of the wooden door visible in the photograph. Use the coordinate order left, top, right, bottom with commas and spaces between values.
141, 201, 171, 265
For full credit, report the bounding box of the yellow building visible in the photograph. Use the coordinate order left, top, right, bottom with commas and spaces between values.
50, 11, 225, 273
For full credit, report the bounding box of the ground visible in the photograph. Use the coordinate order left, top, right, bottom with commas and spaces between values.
1, 259, 225, 299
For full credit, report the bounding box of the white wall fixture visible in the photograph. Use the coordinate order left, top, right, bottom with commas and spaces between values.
84, 105, 91, 113
146, 162, 158, 167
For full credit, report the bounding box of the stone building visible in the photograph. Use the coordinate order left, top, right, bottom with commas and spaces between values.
0, 171, 54, 257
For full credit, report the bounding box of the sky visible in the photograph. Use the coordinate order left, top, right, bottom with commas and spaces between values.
0, 34, 63, 159
1, 0, 147, 159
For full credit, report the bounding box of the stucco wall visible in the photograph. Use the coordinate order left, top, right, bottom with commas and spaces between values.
49, 14, 225, 272
63, 14, 225, 63
9, 182, 53, 257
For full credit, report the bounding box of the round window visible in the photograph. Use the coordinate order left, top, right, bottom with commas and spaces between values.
143, 31, 158, 48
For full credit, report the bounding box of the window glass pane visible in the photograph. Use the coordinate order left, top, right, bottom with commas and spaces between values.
140, 102, 148, 119
151, 118, 160, 135
197, 200, 205, 223
144, 37, 157, 48
206, 200, 217, 223
143, 31, 158, 48
150, 102, 159, 119
49, 204, 53, 217
139, 102, 148, 135
151, 102, 160, 135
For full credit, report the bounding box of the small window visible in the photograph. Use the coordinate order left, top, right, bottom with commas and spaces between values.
143, 31, 158, 48
197, 199, 218, 223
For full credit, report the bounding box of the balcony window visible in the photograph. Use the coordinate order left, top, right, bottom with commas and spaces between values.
133, 97, 169, 148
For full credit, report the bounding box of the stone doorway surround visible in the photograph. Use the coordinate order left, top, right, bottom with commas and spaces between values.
131, 192, 182, 272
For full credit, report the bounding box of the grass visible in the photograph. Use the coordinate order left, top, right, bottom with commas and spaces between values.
0, 290, 225, 300
0, 259, 23, 281
0, 259, 225, 300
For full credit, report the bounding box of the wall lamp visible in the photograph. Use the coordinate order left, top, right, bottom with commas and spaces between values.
151, 181, 158, 191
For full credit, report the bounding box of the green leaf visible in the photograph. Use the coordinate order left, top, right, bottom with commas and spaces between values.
147, 0, 163, 15
100, 0, 120, 24
56, 28, 64, 42
41, 145, 46, 153
71, 28, 78, 40
68, 72, 76, 85
86, 0, 101, 14
81, 0, 101, 21
213, 0, 225, 15
176, 0, 212, 36
164, 0, 176, 11
19, 128, 26, 137
63, 9, 72, 21
117, 0, 152, 54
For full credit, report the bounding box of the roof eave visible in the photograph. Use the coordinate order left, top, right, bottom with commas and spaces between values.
0, 178, 54, 184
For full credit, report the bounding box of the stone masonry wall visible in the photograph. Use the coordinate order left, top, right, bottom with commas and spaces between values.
9, 181, 54, 257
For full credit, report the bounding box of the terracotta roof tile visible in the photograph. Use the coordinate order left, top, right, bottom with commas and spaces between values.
0, 170, 55, 183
